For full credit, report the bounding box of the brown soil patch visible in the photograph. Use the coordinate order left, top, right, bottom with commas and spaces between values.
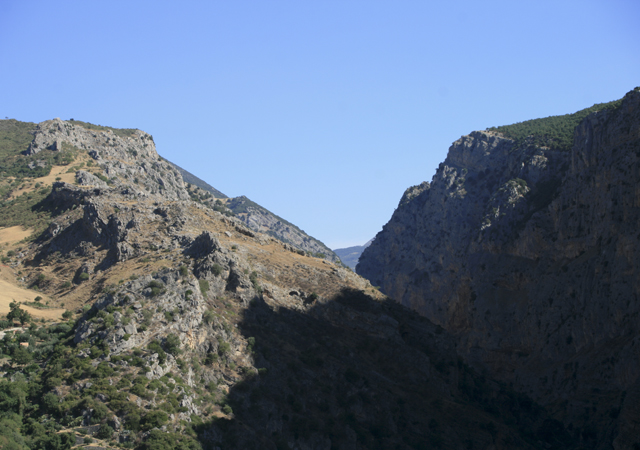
9, 166, 77, 200
0, 279, 64, 320
35, 165, 77, 185
0, 226, 33, 245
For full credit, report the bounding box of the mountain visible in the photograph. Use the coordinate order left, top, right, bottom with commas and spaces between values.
357, 88, 640, 448
333, 239, 373, 270
0, 118, 569, 450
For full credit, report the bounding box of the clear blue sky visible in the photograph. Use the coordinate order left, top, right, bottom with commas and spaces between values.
1, 1, 638, 249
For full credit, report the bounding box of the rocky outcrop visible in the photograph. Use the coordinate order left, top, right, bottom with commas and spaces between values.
358, 88, 640, 448
25, 118, 189, 201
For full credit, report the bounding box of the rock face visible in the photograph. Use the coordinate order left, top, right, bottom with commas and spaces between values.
358, 88, 640, 448
26, 118, 189, 201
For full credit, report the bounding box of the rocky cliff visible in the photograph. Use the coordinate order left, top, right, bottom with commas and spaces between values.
358, 88, 640, 448
0, 117, 570, 450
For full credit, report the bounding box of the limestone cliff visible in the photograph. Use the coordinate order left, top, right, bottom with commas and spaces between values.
357, 88, 640, 448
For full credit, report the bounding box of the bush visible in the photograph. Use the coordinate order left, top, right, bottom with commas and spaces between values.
203, 309, 216, 325
148, 340, 167, 364
78, 272, 90, 282
179, 265, 188, 277
148, 280, 165, 297
199, 279, 209, 295
62, 310, 73, 319
142, 410, 168, 431
164, 334, 181, 355
96, 423, 114, 439
217, 340, 230, 356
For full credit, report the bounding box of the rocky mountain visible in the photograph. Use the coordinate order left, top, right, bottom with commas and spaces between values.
333, 240, 373, 270
357, 88, 640, 449
0, 117, 571, 450
165, 160, 339, 263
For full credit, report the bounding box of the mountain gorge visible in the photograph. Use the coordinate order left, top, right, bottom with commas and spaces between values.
0, 118, 573, 450
357, 88, 640, 449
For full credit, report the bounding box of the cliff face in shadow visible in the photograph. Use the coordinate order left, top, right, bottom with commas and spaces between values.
357, 88, 640, 448
204, 288, 570, 450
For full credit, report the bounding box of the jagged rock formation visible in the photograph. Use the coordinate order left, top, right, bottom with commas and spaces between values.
358, 88, 640, 448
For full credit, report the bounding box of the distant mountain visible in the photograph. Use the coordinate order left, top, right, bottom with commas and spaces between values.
333, 239, 373, 269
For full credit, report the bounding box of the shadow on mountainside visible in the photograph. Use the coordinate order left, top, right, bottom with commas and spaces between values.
195, 288, 573, 450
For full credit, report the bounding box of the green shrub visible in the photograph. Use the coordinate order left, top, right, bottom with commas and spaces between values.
199, 279, 209, 295
78, 272, 89, 282
217, 340, 230, 356
164, 334, 181, 355
148, 340, 167, 364
142, 410, 168, 431
203, 309, 216, 325
96, 423, 114, 439
147, 280, 165, 297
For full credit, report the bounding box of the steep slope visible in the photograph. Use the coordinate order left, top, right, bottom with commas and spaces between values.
166, 160, 339, 262
358, 88, 640, 448
0, 118, 569, 450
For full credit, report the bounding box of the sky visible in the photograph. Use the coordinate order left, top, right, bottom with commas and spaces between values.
1, 1, 638, 249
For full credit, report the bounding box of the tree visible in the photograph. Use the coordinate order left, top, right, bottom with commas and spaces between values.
6, 302, 30, 326
11, 346, 32, 366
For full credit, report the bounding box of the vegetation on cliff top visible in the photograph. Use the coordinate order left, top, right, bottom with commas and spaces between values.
487, 98, 623, 151
68, 119, 139, 138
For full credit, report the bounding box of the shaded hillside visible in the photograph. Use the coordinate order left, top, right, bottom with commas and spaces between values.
0, 117, 569, 450
358, 88, 640, 449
